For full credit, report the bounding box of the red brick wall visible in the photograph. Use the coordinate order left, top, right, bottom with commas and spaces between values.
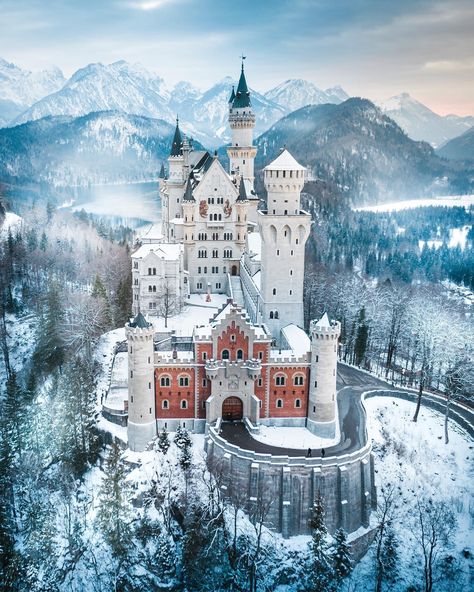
195, 342, 212, 419
155, 366, 196, 419
217, 321, 249, 360
268, 366, 309, 418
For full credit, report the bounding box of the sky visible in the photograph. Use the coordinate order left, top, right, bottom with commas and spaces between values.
1, 0, 473, 115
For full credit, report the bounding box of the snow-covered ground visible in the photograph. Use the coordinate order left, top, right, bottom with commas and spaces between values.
150, 295, 228, 336
354, 194, 474, 213
418, 225, 471, 251
0, 212, 23, 239
352, 396, 473, 590
251, 424, 340, 449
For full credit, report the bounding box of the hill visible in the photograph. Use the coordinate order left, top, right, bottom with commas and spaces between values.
437, 126, 474, 161
255, 98, 473, 204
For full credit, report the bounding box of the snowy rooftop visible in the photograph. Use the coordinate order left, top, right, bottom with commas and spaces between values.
136, 222, 163, 243
264, 148, 306, 171
270, 324, 310, 360
132, 242, 183, 260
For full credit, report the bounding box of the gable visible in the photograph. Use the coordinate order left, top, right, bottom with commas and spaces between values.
193, 157, 239, 203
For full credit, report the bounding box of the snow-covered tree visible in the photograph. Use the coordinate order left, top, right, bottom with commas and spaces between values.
156, 427, 170, 455
331, 527, 352, 582
308, 492, 334, 592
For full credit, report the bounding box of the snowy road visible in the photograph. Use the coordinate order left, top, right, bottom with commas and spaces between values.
219, 364, 473, 458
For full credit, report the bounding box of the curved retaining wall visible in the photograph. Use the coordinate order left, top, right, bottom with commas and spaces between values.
205, 423, 376, 538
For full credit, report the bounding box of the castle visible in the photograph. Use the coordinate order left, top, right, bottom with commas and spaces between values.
127, 62, 340, 451
124, 63, 375, 537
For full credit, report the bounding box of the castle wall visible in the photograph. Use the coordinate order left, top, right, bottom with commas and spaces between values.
206, 426, 376, 537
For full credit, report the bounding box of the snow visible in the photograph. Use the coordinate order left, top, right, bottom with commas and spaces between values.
247, 231, 262, 259
0, 212, 23, 240
264, 148, 306, 171
132, 242, 182, 260
94, 327, 126, 406
352, 395, 473, 590
149, 298, 224, 337
281, 324, 311, 357
354, 194, 474, 213
251, 425, 340, 449
136, 222, 163, 243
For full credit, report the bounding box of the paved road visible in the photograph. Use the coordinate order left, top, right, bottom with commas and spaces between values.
218, 364, 473, 458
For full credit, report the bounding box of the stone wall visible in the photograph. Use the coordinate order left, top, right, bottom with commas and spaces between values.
206, 425, 376, 538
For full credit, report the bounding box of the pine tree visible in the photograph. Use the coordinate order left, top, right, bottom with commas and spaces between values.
96, 442, 132, 559
156, 535, 176, 580
381, 526, 398, 583
33, 285, 65, 374
354, 307, 369, 366
91, 274, 112, 328
115, 274, 132, 327
331, 528, 352, 581
157, 427, 170, 455
174, 425, 192, 449
39, 231, 48, 252
308, 492, 334, 592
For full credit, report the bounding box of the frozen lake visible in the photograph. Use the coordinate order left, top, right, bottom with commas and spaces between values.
63, 181, 162, 227
354, 194, 474, 213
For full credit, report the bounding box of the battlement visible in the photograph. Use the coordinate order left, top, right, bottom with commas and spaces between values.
205, 358, 262, 380
310, 316, 341, 339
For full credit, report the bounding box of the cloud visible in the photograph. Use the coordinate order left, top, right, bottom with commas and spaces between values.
423, 59, 474, 72
127, 0, 179, 10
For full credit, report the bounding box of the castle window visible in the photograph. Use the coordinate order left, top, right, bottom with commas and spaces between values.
134, 261, 138, 269
153, 268, 156, 275
272, 288, 276, 295
314, 380, 317, 388
179, 375, 190, 387
295, 398, 301, 408
202, 378, 207, 387
237, 349, 243, 360
224, 249, 233, 258
290, 270, 293, 276
289, 290, 292, 295
274, 311, 279, 319
276, 399, 283, 408
276, 249, 280, 256
130, 370, 133, 378
204, 267, 207, 273
160, 376, 171, 387
130, 346, 133, 354
149, 382, 151, 389
198, 249, 207, 258
296, 239, 299, 245
291, 250, 294, 256
181, 400, 188, 409
153, 286, 157, 292
198, 267, 201, 274
284, 210, 288, 215
269, 311, 274, 319
275, 374, 286, 386
148, 268, 152, 275
258, 378, 262, 387
222, 349, 230, 360
216, 282, 221, 289
148, 357, 151, 363
197, 282, 203, 290
334, 345, 337, 352
212, 249, 218, 258
316, 355, 319, 362
258, 351, 263, 360
294, 375, 304, 386
162, 400, 169, 409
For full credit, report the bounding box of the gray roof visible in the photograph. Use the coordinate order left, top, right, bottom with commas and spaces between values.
232, 64, 251, 109
130, 312, 151, 329
237, 177, 248, 201
170, 120, 183, 156
183, 177, 195, 202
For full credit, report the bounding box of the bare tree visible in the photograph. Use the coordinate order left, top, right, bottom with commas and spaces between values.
156, 279, 181, 328
414, 499, 456, 592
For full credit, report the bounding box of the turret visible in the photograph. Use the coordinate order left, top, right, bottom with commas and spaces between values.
258, 149, 311, 337
307, 313, 341, 438
126, 313, 156, 451
227, 61, 257, 186
164, 117, 187, 241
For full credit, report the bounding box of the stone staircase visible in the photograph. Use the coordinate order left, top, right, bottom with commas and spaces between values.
229, 275, 245, 307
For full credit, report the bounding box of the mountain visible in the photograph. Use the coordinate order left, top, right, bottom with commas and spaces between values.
255, 98, 473, 204
377, 93, 474, 148
264, 79, 348, 112
13, 61, 172, 127
437, 126, 474, 161
6, 60, 347, 146
0, 58, 65, 125
0, 111, 198, 186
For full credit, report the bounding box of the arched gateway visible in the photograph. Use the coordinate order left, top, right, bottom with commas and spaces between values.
222, 396, 243, 421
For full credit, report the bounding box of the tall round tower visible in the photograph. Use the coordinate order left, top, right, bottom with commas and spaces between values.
227, 62, 257, 185
163, 118, 185, 241
126, 312, 156, 451
307, 313, 341, 438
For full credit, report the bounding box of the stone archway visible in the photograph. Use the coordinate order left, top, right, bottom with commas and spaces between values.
222, 396, 243, 421
231, 265, 238, 276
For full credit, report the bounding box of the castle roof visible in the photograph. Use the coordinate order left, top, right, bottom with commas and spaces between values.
232, 64, 251, 109
130, 312, 151, 329
170, 119, 183, 157
264, 148, 306, 171
183, 177, 195, 202
228, 85, 235, 103
316, 312, 331, 328
236, 177, 248, 201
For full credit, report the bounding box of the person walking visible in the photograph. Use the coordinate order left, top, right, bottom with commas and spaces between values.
307, 447, 312, 457
321, 448, 326, 458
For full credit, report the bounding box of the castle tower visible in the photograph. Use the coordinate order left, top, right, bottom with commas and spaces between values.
227, 62, 257, 187
307, 313, 341, 438
258, 149, 311, 337
163, 118, 186, 241
126, 313, 156, 451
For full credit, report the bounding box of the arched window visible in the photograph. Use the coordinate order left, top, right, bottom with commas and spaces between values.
181, 400, 188, 409
222, 349, 230, 360
294, 375, 304, 386
237, 349, 243, 360
274, 311, 279, 319
179, 375, 190, 387
269, 311, 274, 319
276, 399, 283, 408
212, 249, 218, 258
272, 288, 276, 296
160, 375, 171, 387
295, 399, 301, 408
148, 285, 152, 292
198, 249, 207, 258
152, 285, 157, 292
275, 374, 286, 386
162, 400, 169, 409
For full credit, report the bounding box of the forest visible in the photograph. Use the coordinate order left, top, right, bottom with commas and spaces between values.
0, 186, 473, 591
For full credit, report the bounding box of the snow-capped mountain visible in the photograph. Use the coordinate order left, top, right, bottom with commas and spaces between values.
377, 93, 474, 148
13, 60, 172, 127
0, 58, 65, 125
264, 79, 349, 112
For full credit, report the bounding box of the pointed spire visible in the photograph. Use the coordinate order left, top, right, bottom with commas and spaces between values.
183, 177, 195, 202
170, 116, 183, 157
232, 60, 251, 108
159, 162, 165, 178
228, 85, 236, 103
237, 177, 248, 201
130, 312, 151, 329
